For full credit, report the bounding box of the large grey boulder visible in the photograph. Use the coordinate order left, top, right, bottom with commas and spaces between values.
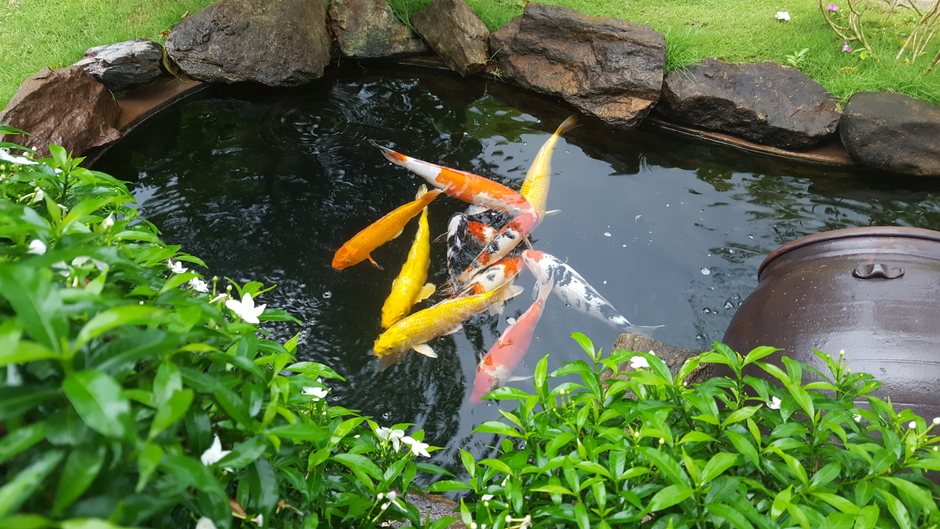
165, 0, 331, 87
840, 92, 940, 176
75, 38, 164, 92
489, 3, 665, 129
411, 0, 489, 76
329, 0, 427, 58
0, 66, 121, 158
657, 58, 841, 149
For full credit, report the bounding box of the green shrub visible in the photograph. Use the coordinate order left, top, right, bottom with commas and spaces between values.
439, 334, 940, 528
0, 128, 454, 529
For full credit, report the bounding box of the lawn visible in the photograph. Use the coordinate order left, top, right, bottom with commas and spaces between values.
1, 0, 938, 108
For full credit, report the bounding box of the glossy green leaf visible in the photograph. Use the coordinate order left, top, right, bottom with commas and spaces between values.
772, 485, 792, 519
854, 505, 879, 529
722, 405, 761, 427
479, 458, 514, 476
153, 361, 182, 407
74, 305, 164, 351
473, 421, 522, 438
63, 369, 130, 439
646, 484, 694, 512
809, 492, 858, 514
809, 462, 841, 490
217, 436, 269, 470
266, 422, 327, 442
640, 447, 691, 487
570, 332, 595, 358
700, 452, 738, 484
679, 431, 716, 444
249, 457, 279, 523
148, 388, 194, 440
424, 480, 472, 492
0, 265, 67, 355
135, 443, 164, 493
52, 444, 107, 514
725, 430, 760, 468
742, 346, 781, 366
707, 502, 755, 529
331, 453, 383, 484
0, 514, 53, 529
0, 449, 65, 516
0, 422, 46, 464
203, 375, 254, 428
879, 476, 939, 518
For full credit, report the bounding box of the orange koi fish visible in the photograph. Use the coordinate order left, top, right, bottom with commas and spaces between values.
374, 144, 536, 217
373, 277, 523, 371
470, 265, 554, 402
380, 186, 436, 328
332, 187, 442, 270
456, 210, 541, 285
520, 114, 578, 216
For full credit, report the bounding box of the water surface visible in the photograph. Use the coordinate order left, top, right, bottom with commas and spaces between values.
93, 63, 940, 479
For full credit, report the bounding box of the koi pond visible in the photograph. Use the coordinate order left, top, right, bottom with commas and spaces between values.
92, 63, 940, 477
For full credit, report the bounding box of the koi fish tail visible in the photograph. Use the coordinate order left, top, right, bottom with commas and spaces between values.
373, 143, 443, 185
556, 114, 579, 135
376, 351, 407, 373
457, 211, 541, 285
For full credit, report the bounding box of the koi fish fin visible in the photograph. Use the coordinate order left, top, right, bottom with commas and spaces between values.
413, 343, 438, 358
544, 209, 561, 216
442, 323, 463, 336
508, 375, 533, 382
465, 204, 489, 216
487, 301, 505, 316
506, 285, 524, 300
416, 283, 436, 302
415, 184, 428, 200
367, 256, 384, 270
627, 324, 665, 336
376, 352, 406, 372
557, 114, 579, 135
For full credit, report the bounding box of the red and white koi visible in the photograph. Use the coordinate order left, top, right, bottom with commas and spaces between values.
374, 143, 536, 217
456, 210, 541, 285
470, 264, 554, 403
521, 250, 661, 334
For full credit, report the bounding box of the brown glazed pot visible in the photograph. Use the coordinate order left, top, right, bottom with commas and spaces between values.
722, 226, 940, 420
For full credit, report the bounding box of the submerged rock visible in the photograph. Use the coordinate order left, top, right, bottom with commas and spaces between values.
329, 0, 428, 58
75, 38, 164, 92
600, 333, 712, 387
411, 0, 489, 76
489, 3, 665, 129
657, 58, 841, 149
165, 0, 331, 87
0, 66, 121, 157
839, 92, 940, 176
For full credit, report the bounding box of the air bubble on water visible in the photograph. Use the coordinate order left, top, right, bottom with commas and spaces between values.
701, 267, 711, 275
724, 301, 735, 310
323, 291, 332, 299
729, 248, 735, 253
506, 317, 517, 325
703, 308, 712, 314
707, 253, 712, 257
381, 412, 392, 420
603, 280, 607, 284
666, 204, 670, 207
566, 150, 570, 154
603, 232, 612, 237
749, 235, 755, 239
622, 244, 627, 248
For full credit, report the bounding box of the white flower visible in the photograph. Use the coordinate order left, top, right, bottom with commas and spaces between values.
386, 491, 397, 501
226, 292, 266, 324
932, 417, 940, 425
195, 518, 217, 529
102, 214, 115, 229
28, 239, 47, 255
909, 421, 917, 430
629, 350, 656, 369
168, 259, 189, 274
200, 435, 232, 469
768, 396, 782, 410
250, 514, 263, 525
776, 11, 790, 20
853, 414, 862, 423
480, 494, 494, 501
376, 427, 406, 451
209, 293, 229, 304
190, 277, 209, 293
32, 188, 44, 203
519, 515, 532, 529
0, 148, 38, 165
302, 386, 328, 401
402, 436, 431, 457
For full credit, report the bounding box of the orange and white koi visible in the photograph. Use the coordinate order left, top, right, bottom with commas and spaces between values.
521, 250, 661, 334
373, 277, 523, 371
444, 212, 500, 295
380, 186, 436, 328
456, 210, 541, 285
332, 187, 442, 270
520, 114, 578, 216
374, 144, 536, 217
470, 264, 554, 402
452, 256, 524, 315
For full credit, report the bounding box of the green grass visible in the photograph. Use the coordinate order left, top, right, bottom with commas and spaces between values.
1, 0, 938, 109
0, 0, 213, 107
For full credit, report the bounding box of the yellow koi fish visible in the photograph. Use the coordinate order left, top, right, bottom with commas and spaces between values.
380, 186, 436, 328
519, 114, 578, 216
373, 277, 523, 370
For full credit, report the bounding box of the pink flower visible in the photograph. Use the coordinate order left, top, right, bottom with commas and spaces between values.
826, 4, 839, 10
842, 41, 853, 52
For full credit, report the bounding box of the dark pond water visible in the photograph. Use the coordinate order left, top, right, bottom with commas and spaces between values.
92, 63, 940, 479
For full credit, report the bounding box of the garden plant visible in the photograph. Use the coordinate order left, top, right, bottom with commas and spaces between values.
2, 128, 940, 527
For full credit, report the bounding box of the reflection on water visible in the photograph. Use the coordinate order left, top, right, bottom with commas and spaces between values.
92, 63, 940, 482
